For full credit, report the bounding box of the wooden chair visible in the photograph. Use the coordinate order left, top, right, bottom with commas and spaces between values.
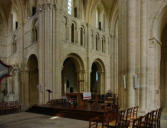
109, 110, 129, 128
145, 112, 153, 128
151, 110, 158, 128
132, 116, 145, 128
101, 112, 113, 128
0, 103, 6, 114
116, 112, 130, 128
126, 107, 133, 121
131, 106, 139, 120
89, 116, 100, 128
157, 108, 162, 128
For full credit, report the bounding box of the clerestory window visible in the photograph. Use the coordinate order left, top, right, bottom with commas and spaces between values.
68, 0, 72, 15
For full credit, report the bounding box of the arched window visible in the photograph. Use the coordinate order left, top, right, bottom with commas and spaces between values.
67, 0, 82, 18
80, 27, 84, 46
32, 19, 38, 42
96, 34, 99, 51
68, 0, 73, 15
71, 23, 75, 43
12, 11, 18, 31
102, 37, 105, 53
27, 0, 37, 17
96, 4, 105, 31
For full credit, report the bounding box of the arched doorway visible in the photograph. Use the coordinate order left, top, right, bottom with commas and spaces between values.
160, 24, 167, 112
27, 55, 39, 105
61, 54, 85, 95
151, 5, 167, 113
90, 60, 105, 95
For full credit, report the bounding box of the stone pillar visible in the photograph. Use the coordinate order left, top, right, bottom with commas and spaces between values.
13, 68, 19, 101
38, 3, 55, 103
38, 4, 45, 104
53, 5, 64, 99
75, 25, 79, 44
155, 41, 161, 108
140, 0, 148, 112
147, 38, 161, 111
78, 70, 85, 92
99, 71, 105, 94
24, 69, 29, 106
66, 19, 70, 42
127, 0, 138, 107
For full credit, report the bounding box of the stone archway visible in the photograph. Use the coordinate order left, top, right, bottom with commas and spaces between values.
61, 54, 85, 96
90, 59, 105, 95
151, 4, 167, 113
160, 24, 167, 112
27, 54, 39, 105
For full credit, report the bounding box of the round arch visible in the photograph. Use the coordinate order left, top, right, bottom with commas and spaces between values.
61, 53, 85, 95
90, 58, 105, 95
27, 54, 39, 105
151, 4, 167, 40
151, 4, 167, 113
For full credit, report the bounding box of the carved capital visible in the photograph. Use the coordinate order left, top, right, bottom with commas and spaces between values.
149, 37, 162, 48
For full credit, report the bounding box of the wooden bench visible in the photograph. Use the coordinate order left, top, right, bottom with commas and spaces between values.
0, 101, 21, 115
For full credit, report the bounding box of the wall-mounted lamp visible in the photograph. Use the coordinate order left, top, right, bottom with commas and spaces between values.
123, 75, 126, 89
134, 74, 139, 89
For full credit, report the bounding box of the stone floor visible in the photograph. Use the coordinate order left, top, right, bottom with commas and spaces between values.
0, 112, 88, 128
0, 112, 167, 128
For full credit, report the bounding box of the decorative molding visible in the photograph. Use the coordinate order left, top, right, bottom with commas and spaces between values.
149, 37, 162, 48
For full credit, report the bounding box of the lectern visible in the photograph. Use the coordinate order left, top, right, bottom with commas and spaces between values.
46, 89, 53, 102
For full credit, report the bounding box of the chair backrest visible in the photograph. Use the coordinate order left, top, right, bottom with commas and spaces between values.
151, 109, 158, 120
119, 110, 126, 121
158, 107, 162, 120
132, 116, 145, 128
89, 116, 99, 128
116, 110, 127, 127
132, 106, 139, 119
145, 112, 152, 127
126, 107, 133, 120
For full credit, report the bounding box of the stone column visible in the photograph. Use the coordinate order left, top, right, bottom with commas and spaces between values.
155, 41, 161, 108
75, 25, 79, 45
147, 38, 161, 111
53, 5, 64, 99
139, 0, 148, 112
99, 71, 105, 94
65, 18, 70, 42
13, 68, 19, 101
24, 69, 29, 106
78, 70, 85, 92
38, 3, 55, 103
38, 4, 45, 104
127, 0, 138, 107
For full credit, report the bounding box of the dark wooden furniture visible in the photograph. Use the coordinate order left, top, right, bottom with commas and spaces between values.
132, 106, 139, 120
157, 108, 162, 128
0, 101, 21, 115
132, 116, 145, 128
66, 93, 88, 108
126, 107, 133, 121
89, 116, 99, 128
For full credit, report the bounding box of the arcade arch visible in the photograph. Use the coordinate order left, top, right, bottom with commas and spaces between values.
61, 54, 85, 95
27, 54, 39, 105
90, 59, 105, 95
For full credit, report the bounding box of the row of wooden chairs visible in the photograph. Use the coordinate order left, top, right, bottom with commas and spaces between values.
126, 106, 139, 121
89, 106, 139, 128
0, 101, 21, 115
132, 108, 162, 128
89, 110, 129, 128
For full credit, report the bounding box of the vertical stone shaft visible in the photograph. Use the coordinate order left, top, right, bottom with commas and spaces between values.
127, 0, 137, 107
140, 0, 148, 111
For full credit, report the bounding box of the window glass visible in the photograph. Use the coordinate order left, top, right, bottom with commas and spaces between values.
68, 0, 72, 15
